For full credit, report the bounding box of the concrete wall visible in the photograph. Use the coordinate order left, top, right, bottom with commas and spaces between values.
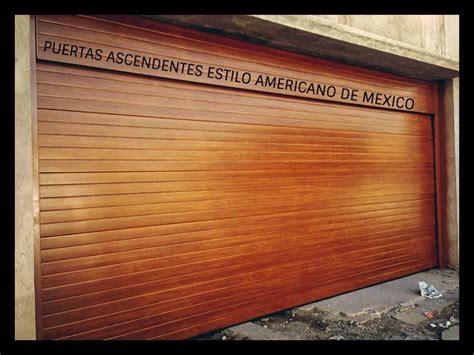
315, 15, 458, 60
152, 15, 458, 81
15, 15, 36, 340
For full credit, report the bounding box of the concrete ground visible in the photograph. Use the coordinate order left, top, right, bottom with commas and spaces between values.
193, 268, 459, 341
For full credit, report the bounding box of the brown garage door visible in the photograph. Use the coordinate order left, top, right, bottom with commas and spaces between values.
35, 15, 438, 340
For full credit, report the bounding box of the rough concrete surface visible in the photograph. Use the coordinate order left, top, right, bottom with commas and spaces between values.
299, 268, 458, 316
229, 322, 293, 340
151, 15, 459, 81
441, 325, 459, 341
15, 14, 36, 340
193, 269, 459, 341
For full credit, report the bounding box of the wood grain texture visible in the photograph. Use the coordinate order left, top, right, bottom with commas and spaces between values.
35, 15, 436, 113
34, 15, 438, 340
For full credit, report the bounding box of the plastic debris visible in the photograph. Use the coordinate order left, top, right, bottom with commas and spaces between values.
430, 320, 451, 329
418, 281, 443, 299
449, 316, 459, 323
261, 318, 270, 322
221, 335, 227, 340
424, 311, 436, 319
438, 321, 451, 329
329, 335, 344, 340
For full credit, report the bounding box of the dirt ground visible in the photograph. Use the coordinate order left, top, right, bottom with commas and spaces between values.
193, 298, 459, 341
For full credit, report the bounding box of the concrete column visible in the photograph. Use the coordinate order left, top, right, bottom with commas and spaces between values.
15, 15, 37, 340
441, 16, 459, 269
440, 78, 459, 269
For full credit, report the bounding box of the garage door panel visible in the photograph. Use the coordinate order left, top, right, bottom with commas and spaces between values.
35, 15, 437, 339
36, 19, 432, 104
41, 226, 435, 300
38, 139, 432, 157
39, 195, 433, 243
39, 213, 433, 281
39, 199, 434, 251
40, 200, 434, 262
38, 138, 432, 159
37, 63, 431, 130
38, 68, 425, 127
36, 16, 434, 108
37, 98, 431, 139
38, 122, 433, 149
40, 191, 435, 224
42, 227, 435, 303
43, 238, 435, 321
39, 160, 434, 174
37, 82, 432, 137
39, 197, 433, 238
39, 183, 432, 211
40, 213, 435, 277
40, 208, 434, 278
38, 147, 433, 164
45, 254, 435, 340
43, 248, 435, 340
37, 41, 432, 103
41, 211, 433, 257
39, 173, 433, 198
39, 166, 435, 185
37, 119, 433, 148
37, 61, 430, 126
40, 217, 432, 290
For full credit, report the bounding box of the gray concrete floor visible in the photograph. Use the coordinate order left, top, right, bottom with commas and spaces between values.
194, 268, 459, 341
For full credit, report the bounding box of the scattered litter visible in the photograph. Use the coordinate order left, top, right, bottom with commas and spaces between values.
263, 325, 268, 329
449, 316, 458, 323
221, 335, 227, 340
438, 321, 451, 329
424, 311, 436, 319
329, 335, 344, 340
261, 318, 270, 322
419, 281, 443, 299
430, 320, 451, 329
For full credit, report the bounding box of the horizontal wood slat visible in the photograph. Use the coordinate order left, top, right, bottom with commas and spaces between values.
34, 15, 437, 341
42, 228, 435, 301
42, 200, 431, 262
43, 249, 435, 338
40, 215, 432, 285
40, 192, 434, 224
36, 66, 430, 129
40, 212, 432, 254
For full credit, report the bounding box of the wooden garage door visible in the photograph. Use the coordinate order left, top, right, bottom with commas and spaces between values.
35, 16, 438, 340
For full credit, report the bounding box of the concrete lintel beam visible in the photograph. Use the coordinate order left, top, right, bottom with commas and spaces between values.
145, 15, 459, 82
